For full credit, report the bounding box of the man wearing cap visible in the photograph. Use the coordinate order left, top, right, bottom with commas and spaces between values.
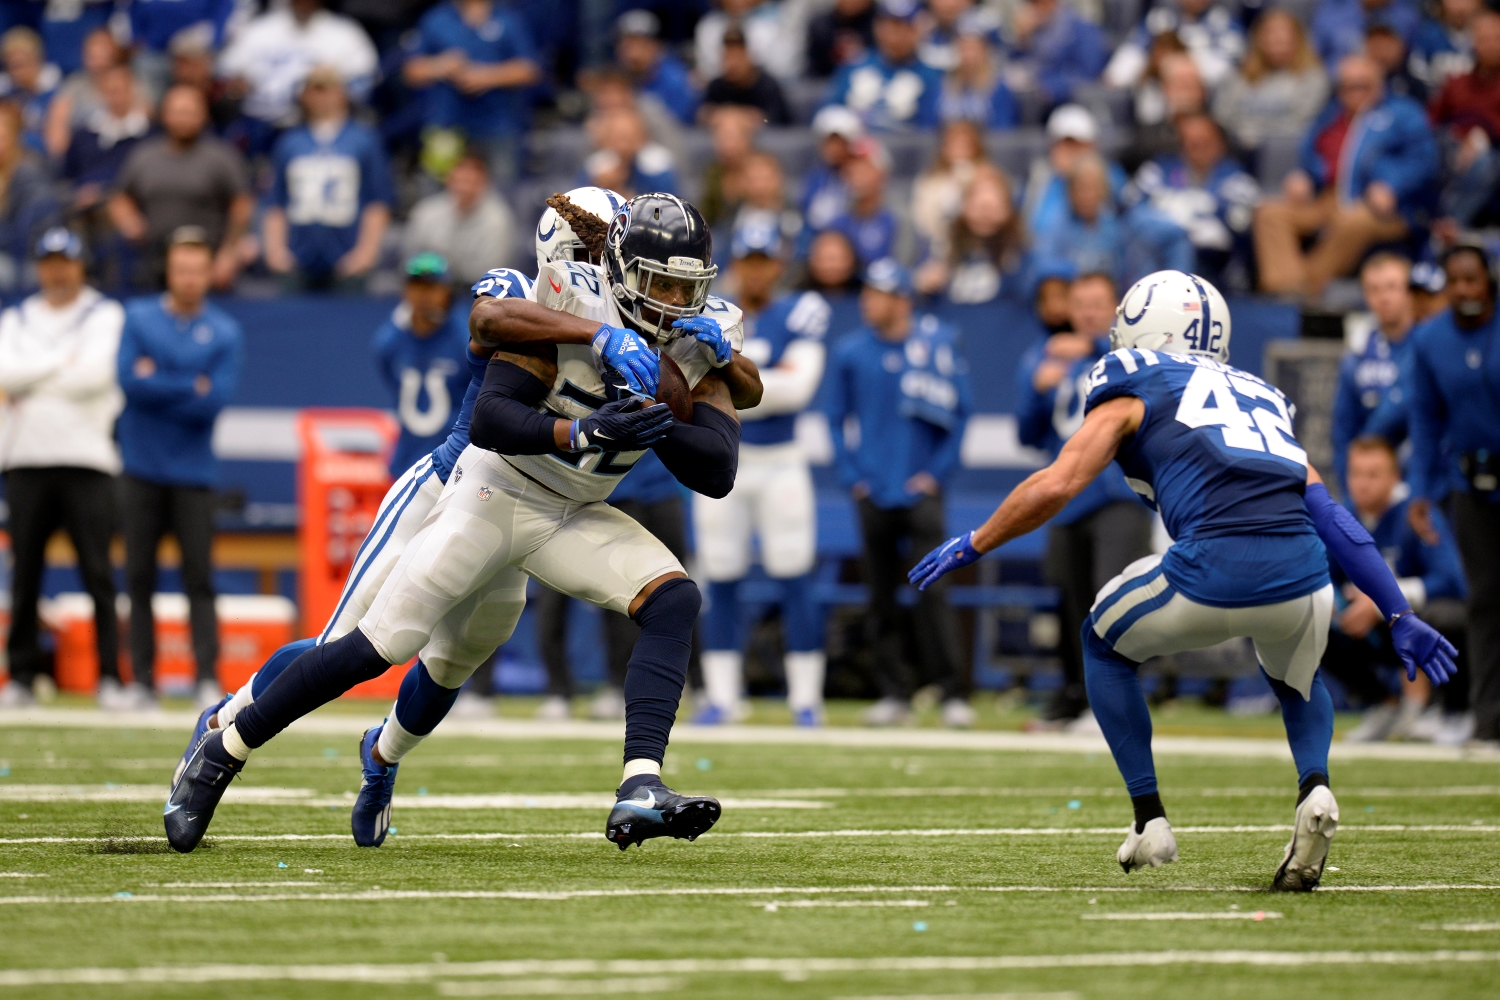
800, 106, 862, 246
1333, 253, 1417, 492
372, 253, 471, 478
824, 258, 974, 727
0, 228, 124, 708
614, 10, 700, 125
263, 65, 392, 290
1022, 104, 1127, 238
116, 226, 243, 709
694, 221, 832, 725
823, 0, 943, 131
1410, 260, 1448, 320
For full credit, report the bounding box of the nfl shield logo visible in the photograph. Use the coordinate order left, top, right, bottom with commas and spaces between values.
476, 485, 492, 501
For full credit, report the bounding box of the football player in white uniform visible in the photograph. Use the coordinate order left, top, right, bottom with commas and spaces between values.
167, 192, 762, 854
693, 220, 831, 725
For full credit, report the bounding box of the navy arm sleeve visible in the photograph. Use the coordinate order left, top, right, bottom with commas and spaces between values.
469, 360, 560, 455
652, 404, 740, 498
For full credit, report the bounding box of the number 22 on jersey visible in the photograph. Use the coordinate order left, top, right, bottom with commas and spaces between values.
1173, 367, 1307, 468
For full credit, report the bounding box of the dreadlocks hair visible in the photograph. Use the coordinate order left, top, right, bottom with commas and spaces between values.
545, 192, 610, 264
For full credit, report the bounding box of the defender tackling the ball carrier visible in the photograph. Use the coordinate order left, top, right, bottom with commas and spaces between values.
910, 271, 1458, 891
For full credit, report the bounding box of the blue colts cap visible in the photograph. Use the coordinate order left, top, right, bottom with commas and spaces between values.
34, 227, 84, 261
864, 257, 912, 296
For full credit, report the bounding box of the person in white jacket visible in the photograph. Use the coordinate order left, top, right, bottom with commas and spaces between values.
0, 228, 126, 708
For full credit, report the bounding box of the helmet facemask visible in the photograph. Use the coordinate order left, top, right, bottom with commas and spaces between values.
614, 254, 716, 342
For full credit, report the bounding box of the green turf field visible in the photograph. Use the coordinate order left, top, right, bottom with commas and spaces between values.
2, 706, 1499, 999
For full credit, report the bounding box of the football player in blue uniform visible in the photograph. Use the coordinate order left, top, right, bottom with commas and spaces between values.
694, 221, 831, 725
911, 270, 1458, 890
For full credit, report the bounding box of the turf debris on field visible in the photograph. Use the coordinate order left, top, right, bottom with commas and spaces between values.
1, 713, 1499, 999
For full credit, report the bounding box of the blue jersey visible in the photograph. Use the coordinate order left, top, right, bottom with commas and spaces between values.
130, 0, 237, 53
413, 1, 539, 139
270, 121, 392, 276
373, 305, 472, 477
1406, 308, 1500, 502
741, 291, 831, 447
824, 53, 944, 131
1331, 329, 1412, 489
1085, 348, 1329, 607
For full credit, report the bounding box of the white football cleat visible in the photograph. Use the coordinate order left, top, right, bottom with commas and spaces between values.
1274, 785, 1339, 892
1118, 817, 1179, 872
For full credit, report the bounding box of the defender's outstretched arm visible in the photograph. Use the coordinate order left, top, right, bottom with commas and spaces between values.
469, 296, 599, 350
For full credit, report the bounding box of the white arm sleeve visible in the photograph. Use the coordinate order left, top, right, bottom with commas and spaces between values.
740, 339, 825, 419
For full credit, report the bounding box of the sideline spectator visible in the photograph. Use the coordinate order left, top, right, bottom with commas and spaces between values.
827, 136, 901, 265
614, 10, 699, 126
62, 62, 152, 286
263, 67, 393, 291
1367, 23, 1427, 103
939, 11, 1018, 128
38, 0, 113, 78
1332, 253, 1416, 491
1431, 10, 1500, 234
1212, 9, 1329, 158
919, 0, 981, 73
1022, 104, 1126, 239
1125, 50, 1208, 170
373, 253, 470, 477
43, 27, 131, 161
700, 105, 761, 227
168, 31, 241, 136
403, 0, 542, 185
807, 0, 877, 79
800, 105, 861, 243
403, 152, 519, 287
0, 103, 60, 295
823, 0, 943, 131
1104, 0, 1243, 91
696, 0, 803, 83
1326, 436, 1469, 743
1129, 112, 1260, 290
824, 258, 973, 728
1409, 259, 1448, 319
1029, 258, 1075, 334
1409, 0, 1480, 93
1004, 0, 1106, 110
1254, 54, 1438, 298
219, 0, 378, 154
116, 228, 243, 710
732, 151, 801, 249
916, 165, 1031, 303
129, 0, 240, 100
109, 85, 253, 290
0, 26, 60, 154
1015, 272, 1151, 728
1406, 244, 1500, 746
702, 26, 791, 125
0, 229, 124, 709
1312, 0, 1420, 72
580, 105, 678, 195
912, 120, 988, 257
803, 228, 862, 296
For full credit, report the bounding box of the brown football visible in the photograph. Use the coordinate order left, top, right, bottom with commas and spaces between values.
656, 352, 693, 422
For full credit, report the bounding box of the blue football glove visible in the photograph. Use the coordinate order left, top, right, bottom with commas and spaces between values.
591, 325, 659, 397
672, 316, 732, 368
570, 397, 674, 453
908, 531, 982, 591
1390, 613, 1460, 686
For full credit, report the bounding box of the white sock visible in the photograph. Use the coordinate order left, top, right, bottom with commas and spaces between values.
220, 723, 252, 761
376, 711, 425, 765
216, 673, 257, 730
701, 650, 742, 711
785, 651, 826, 712
622, 758, 660, 785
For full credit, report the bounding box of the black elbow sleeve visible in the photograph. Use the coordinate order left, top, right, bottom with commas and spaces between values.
653, 404, 740, 498
469, 360, 558, 455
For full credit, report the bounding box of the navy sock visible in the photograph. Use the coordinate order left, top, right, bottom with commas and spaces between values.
618, 773, 661, 798
622, 578, 701, 765
250, 638, 318, 699
393, 660, 461, 737
1298, 772, 1330, 804
234, 630, 392, 749
1131, 792, 1166, 834
1262, 667, 1334, 788
1082, 624, 1158, 797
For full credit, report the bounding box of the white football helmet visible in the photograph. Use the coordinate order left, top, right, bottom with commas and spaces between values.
1111, 270, 1232, 364
534, 186, 626, 270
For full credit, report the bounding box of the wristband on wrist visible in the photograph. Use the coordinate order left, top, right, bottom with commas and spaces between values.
569, 420, 581, 451
1387, 608, 1414, 627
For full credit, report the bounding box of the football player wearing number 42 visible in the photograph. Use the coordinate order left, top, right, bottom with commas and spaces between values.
910, 271, 1459, 892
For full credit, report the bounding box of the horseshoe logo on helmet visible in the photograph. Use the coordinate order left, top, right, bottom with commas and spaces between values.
1120, 281, 1157, 325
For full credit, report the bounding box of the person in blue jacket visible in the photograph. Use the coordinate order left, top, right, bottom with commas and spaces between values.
938, 12, 1019, 129
824, 258, 974, 727
1015, 273, 1152, 727
1311, 0, 1421, 71
1408, 0, 1480, 92
116, 227, 243, 708
1005, 0, 1107, 109
372, 253, 471, 478
1331, 253, 1417, 491
1406, 244, 1500, 745
614, 9, 699, 125
822, 0, 944, 132
1254, 53, 1439, 298
1324, 436, 1470, 744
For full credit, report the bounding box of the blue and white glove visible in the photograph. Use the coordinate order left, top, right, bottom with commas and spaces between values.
1390, 613, 1460, 686
591, 325, 659, 397
908, 531, 982, 591
672, 316, 732, 368
570, 396, 674, 453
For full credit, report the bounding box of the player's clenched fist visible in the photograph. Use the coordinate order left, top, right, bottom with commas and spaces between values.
569, 396, 674, 452
672, 316, 732, 367
591, 324, 659, 397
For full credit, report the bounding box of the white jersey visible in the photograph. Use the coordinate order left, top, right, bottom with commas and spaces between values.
507, 259, 742, 502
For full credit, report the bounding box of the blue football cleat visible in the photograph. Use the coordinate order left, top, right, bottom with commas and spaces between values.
792, 707, 823, 727
691, 704, 731, 725
174, 695, 230, 787
164, 729, 243, 853
352, 725, 398, 847
606, 782, 721, 850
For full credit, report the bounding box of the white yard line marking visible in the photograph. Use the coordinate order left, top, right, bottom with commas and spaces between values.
831, 994, 1080, 1000
0, 873, 46, 878
0, 786, 825, 810
437, 978, 684, 997
4, 951, 1500, 986
1081, 911, 1283, 921
755, 900, 931, 911
1442, 923, 1500, 932
146, 882, 325, 888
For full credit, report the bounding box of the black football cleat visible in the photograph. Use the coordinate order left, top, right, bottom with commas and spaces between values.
606, 782, 721, 850
163, 729, 244, 853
